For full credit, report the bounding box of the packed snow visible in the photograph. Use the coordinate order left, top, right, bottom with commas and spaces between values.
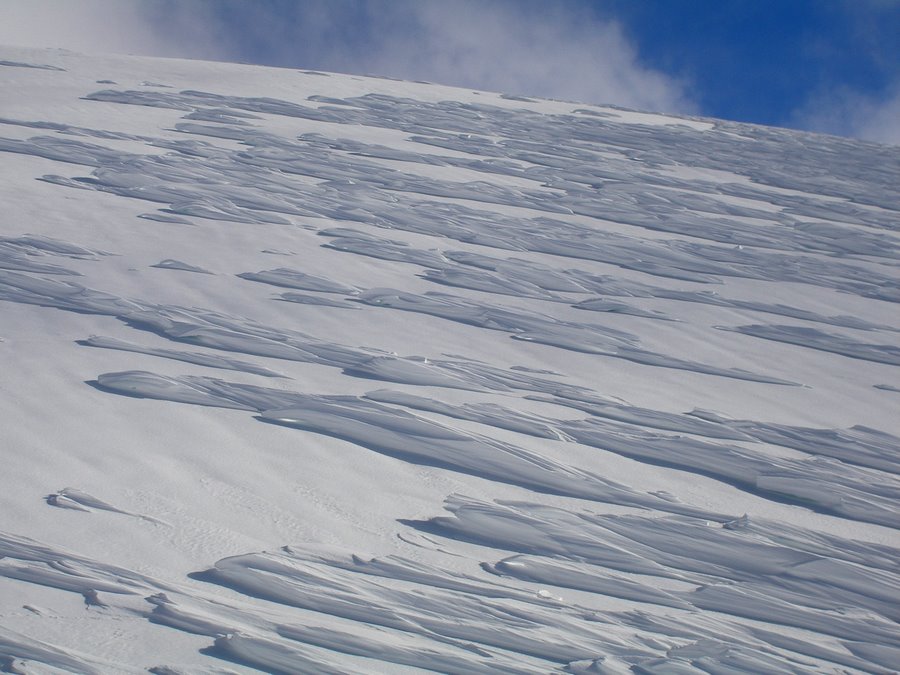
1, 46, 898, 673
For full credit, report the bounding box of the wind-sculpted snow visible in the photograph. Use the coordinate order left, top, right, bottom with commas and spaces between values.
0, 60, 65, 71
369, 389, 900, 499
560, 417, 900, 527
237, 268, 356, 294
2, 48, 899, 673
4, 88, 899, 301
150, 259, 212, 274
685, 409, 900, 474
187, 537, 900, 672
3, 519, 899, 673
278, 292, 360, 309
0, 531, 162, 600
525, 393, 756, 441
355, 287, 797, 384
44, 487, 165, 524
541, 394, 900, 474
79, 335, 284, 376
572, 275, 900, 332
365, 389, 566, 440
92, 370, 721, 519
0, 628, 105, 675
412, 498, 900, 662
0, 269, 142, 315
80, 88, 900, 219
725, 323, 900, 365
0, 234, 104, 276
3, 254, 657, 394
92, 369, 900, 528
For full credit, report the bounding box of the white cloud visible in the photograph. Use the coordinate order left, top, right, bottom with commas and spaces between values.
789, 1, 900, 146
0, 1, 163, 56
334, 1, 697, 115
0, 0, 696, 116
793, 84, 900, 147
851, 89, 900, 146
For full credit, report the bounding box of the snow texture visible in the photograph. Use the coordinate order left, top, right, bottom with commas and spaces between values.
1, 46, 899, 673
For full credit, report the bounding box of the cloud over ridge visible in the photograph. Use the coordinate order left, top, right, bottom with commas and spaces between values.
2, 0, 898, 144
0, 0, 695, 115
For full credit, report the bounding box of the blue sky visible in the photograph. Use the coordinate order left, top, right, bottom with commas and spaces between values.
2, 0, 898, 144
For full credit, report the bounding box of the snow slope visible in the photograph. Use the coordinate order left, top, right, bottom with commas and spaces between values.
1, 46, 899, 673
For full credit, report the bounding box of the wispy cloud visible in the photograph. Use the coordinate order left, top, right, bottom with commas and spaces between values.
4, 0, 900, 145
788, 0, 900, 146
0, 0, 696, 115
0, 0, 165, 56
300, 0, 697, 114
793, 85, 900, 147
854, 88, 900, 146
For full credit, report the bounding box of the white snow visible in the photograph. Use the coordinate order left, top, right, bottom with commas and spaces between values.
1, 46, 899, 673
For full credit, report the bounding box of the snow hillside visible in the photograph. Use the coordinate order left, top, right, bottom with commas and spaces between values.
1, 45, 899, 673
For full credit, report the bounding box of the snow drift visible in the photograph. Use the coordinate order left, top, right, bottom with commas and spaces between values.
1, 46, 898, 673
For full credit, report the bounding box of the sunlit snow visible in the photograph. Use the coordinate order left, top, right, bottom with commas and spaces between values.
1, 47, 899, 673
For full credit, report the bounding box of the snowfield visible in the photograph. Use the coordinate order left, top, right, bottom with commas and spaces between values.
1, 46, 899, 673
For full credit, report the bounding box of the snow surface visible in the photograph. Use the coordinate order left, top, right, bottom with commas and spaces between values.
1, 46, 899, 673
